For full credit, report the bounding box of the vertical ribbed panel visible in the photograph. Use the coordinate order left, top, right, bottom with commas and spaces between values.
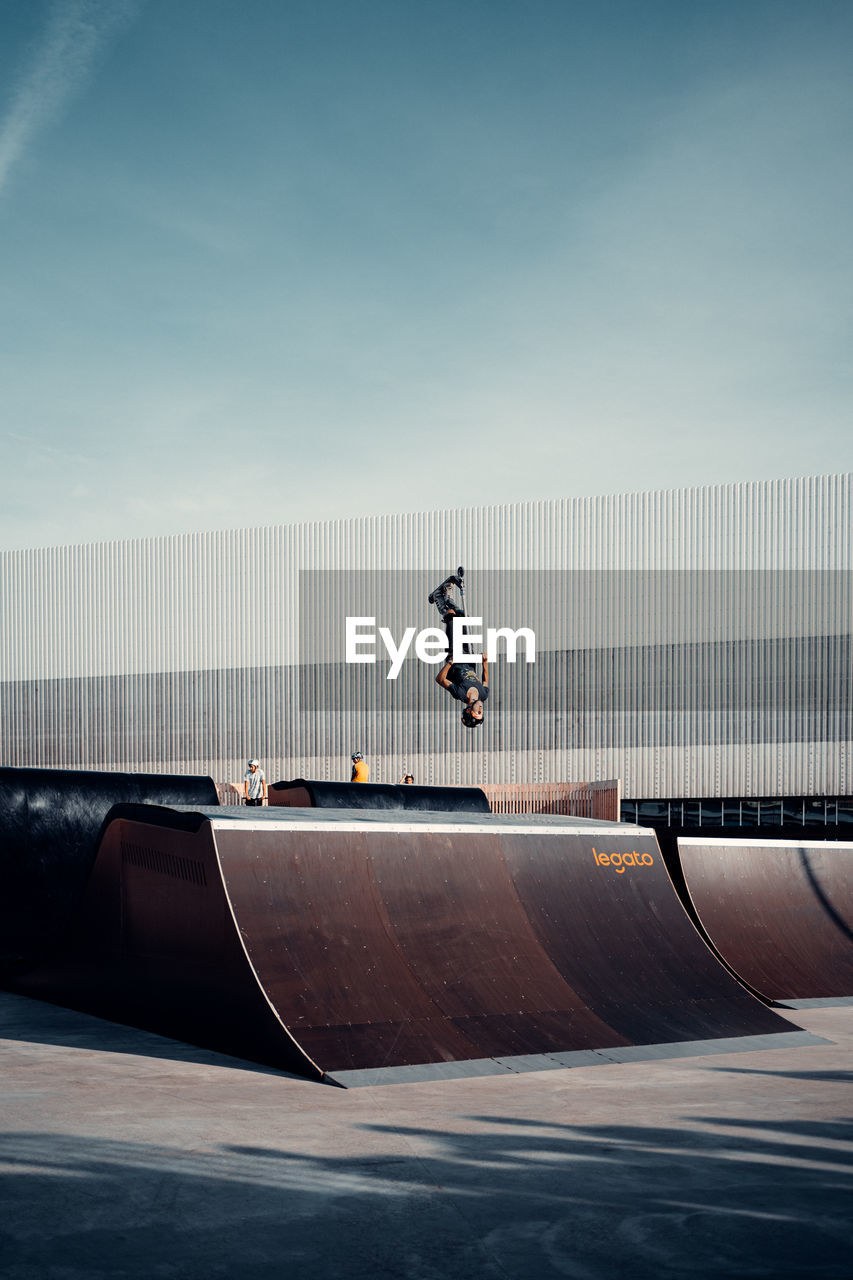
0, 475, 850, 795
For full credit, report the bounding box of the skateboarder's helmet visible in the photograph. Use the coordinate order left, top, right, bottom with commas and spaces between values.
248, 758, 259, 767
351, 751, 363, 761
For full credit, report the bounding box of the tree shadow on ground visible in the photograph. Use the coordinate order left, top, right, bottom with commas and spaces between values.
709, 1065, 853, 1083
2, 1098, 852, 1280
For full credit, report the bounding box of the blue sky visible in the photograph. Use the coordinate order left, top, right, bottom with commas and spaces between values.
1, 0, 851, 549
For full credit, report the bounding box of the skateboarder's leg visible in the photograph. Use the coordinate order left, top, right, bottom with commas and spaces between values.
430, 572, 465, 610
429, 578, 457, 615
429, 571, 471, 661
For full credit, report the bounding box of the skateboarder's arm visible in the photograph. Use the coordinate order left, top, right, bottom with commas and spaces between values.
435, 661, 453, 690
481, 655, 489, 686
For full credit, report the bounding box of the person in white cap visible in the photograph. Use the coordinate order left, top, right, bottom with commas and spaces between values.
243, 758, 268, 806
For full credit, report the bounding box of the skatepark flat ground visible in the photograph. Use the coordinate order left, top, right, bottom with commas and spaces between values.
1, 992, 851, 1279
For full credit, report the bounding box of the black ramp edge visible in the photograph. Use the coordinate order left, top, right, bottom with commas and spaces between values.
0, 766, 219, 964
269, 778, 491, 813
103, 803, 212, 836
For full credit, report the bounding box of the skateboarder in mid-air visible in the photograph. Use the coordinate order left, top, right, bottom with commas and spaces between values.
429, 567, 489, 728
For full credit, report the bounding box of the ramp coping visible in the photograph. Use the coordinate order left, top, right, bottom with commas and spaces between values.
679, 837, 853, 850
166, 806, 648, 837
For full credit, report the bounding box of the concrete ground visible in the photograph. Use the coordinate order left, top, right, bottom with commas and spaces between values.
1, 992, 851, 1279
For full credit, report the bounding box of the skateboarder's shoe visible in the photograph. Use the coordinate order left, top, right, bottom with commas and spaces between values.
431, 573, 461, 595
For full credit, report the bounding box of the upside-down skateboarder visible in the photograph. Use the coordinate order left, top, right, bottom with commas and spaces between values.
429, 567, 489, 729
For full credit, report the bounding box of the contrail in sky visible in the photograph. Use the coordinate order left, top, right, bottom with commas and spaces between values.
0, 0, 139, 196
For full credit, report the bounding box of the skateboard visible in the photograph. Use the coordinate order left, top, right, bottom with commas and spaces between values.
429, 566, 464, 605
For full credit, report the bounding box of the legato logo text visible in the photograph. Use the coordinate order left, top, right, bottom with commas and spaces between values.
593, 847, 655, 873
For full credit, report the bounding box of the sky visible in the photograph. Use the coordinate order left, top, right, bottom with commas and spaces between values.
0, 0, 851, 550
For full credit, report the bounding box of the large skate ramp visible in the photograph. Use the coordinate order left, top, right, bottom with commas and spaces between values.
8, 806, 802, 1084
0, 767, 219, 967
269, 778, 491, 812
678, 837, 853, 1000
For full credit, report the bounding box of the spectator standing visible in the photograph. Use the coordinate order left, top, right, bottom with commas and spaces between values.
351, 751, 370, 783
243, 758, 268, 806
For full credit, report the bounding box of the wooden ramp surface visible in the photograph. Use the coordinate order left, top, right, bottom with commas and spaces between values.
9, 807, 795, 1082
678, 838, 853, 1001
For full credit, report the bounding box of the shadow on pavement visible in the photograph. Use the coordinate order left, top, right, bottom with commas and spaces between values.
0, 991, 297, 1078
2, 1102, 851, 1280
710, 1066, 853, 1084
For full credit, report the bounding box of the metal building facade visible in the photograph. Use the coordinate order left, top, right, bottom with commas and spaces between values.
1, 474, 850, 796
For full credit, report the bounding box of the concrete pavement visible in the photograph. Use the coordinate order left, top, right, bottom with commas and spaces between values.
1, 991, 851, 1279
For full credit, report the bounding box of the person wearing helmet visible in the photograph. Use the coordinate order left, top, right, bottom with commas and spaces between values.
351, 751, 370, 783
243, 758, 268, 806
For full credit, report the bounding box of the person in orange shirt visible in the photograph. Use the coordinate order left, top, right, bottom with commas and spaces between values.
351, 751, 370, 782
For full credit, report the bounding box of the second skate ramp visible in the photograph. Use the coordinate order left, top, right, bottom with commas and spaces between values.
678, 837, 853, 1000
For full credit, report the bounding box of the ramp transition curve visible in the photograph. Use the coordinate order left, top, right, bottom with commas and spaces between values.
9, 806, 793, 1082
678, 837, 853, 1000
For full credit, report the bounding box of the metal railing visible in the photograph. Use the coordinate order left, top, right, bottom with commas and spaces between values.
216, 782, 245, 806
482, 780, 622, 822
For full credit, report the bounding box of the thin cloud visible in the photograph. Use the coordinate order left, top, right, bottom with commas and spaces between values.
6, 429, 95, 467
0, 0, 139, 196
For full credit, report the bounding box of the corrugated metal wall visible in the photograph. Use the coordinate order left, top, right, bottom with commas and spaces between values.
1, 475, 850, 795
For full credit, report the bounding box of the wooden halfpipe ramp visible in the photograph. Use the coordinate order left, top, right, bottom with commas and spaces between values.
9, 807, 798, 1083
